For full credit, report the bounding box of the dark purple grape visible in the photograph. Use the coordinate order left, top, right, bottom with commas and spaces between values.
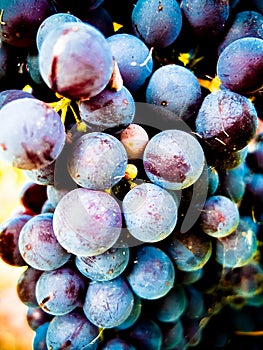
81, 6, 114, 38
17, 267, 43, 307
0, 89, 35, 109
46, 309, 99, 350
120, 123, 149, 160
35, 266, 86, 315
181, 0, 230, 39
18, 213, 71, 271
145, 64, 202, 123
0, 98, 66, 170
129, 318, 163, 350
127, 245, 175, 300
195, 89, 258, 154
52, 188, 122, 256
217, 37, 263, 94
131, 0, 182, 48
83, 276, 134, 328
217, 10, 263, 55
75, 247, 129, 281
101, 338, 136, 350
52, 0, 104, 13
27, 306, 53, 331
162, 320, 185, 350
19, 182, 47, 214
0, 0, 55, 47
199, 195, 240, 238
39, 22, 113, 100
0, 214, 32, 266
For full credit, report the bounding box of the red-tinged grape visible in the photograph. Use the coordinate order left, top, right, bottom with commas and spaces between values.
39, 22, 114, 100
143, 129, 205, 190
120, 123, 149, 159
53, 188, 122, 256
0, 98, 66, 170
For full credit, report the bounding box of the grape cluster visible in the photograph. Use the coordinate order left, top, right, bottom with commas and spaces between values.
0, 0, 263, 349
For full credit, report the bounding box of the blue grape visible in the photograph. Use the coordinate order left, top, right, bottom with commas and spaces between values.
129, 318, 163, 350
18, 213, 71, 271
24, 161, 55, 186
75, 247, 130, 281
47, 185, 73, 207
39, 22, 113, 100
83, 276, 134, 328
0, 89, 35, 108
162, 320, 185, 350
127, 245, 175, 299
195, 90, 258, 154
183, 285, 206, 319
181, 0, 230, 38
154, 284, 187, 323
217, 37, 263, 94
216, 217, 258, 268
122, 182, 177, 243
207, 166, 219, 196
199, 195, 240, 238
36, 13, 82, 51
131, 0, 182, 48
33, 322, 49, 350
78, 86, 135, 132
167, 228, 212, 271
146, 64, 202, 123
80, 6, 114, 38
46, 309, 99, 350
35, 266, 86, 315
143, 129, 205, 190
0, 214, 32, 266
53, 188, 122, 256
101, 338, 136, 350
116, 294, 142, 330
0, 98, 66, 170
107, 34, 153, 93
67, 132, 128, 190
217, 10, 263, 55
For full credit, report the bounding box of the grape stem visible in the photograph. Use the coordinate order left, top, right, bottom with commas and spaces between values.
0, 9, 6, 25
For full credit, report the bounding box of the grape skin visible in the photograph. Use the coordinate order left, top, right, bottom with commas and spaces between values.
53, 188, 122, 256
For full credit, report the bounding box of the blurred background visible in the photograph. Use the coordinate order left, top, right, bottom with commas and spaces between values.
0, 160, 35, 350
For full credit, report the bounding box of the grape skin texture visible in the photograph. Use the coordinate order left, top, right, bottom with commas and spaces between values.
46, 309, 99, 350
143, 129, 205, 190
146, 64, 202, 122
131, 0, 182, 48
78, 86, 135, 132
195, 90, 258, 153
122, 182, 178, 242
75, 247, 129, 281
67, 132, 128, 190
18, 213, 71, 271
217, 37, 263, 94
39, 22, 113, 100
0, 98, 66, 170
127, 245, 175, 300
107, 33, 153, 93
35, 266, 85, 316
83, 276, 134, 328
53, 188, 122, 256
199, 195, 240, 238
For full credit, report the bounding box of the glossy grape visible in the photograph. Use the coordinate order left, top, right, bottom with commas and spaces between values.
122, 182, 177, 243
78, 86, 135, 132
143, 129, 205, 190
18, 213, 71, 270
39, 22, 113, 100
129, 318, 163, 350
17, 267, 43, 307
120, 124, 149, 159
127, 245, 175, 299
35, 266, 86, 315
53, 188, 122, 256
83, 276, 134, 328
67, 132, 128, 190
217, 37, 263, 94
75, 247, 129, 281
46, 309, 99, 350
101, 338, 136, 350
131, 0, 182, 48
146, 64, 202, 123
0, 98, 66, 170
